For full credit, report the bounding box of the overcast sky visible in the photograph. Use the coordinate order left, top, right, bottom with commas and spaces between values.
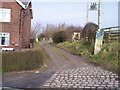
32, 0, 119, 28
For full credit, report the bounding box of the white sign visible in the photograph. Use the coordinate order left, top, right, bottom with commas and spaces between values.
0, 8, 11, 22
94, 30, 104, 55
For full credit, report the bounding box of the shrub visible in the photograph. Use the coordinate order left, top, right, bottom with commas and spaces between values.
2, 43, 45, 72
57, 39, 91, 56
91, 42, 119, 72
81, 22, 98, 54
52, 31, 67, 44
81, 22, 98, 45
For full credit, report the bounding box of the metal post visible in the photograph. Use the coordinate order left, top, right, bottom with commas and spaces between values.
98, 0, 100, 29
109, 29, 111, 43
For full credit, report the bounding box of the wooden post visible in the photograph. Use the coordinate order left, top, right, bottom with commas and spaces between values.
98, 0, 100, 29
109, 29, 111, 43
86, 2, 89, 24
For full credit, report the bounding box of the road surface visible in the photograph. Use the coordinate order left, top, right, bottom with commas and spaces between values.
2, 42, 119, 89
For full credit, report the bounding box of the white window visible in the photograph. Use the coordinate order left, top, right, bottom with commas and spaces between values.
0, 8, 11, 22
0, 32, 10, 46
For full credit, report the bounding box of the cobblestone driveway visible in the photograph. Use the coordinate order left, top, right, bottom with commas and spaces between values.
43, 66, 119, 89
3, 42, 119, 89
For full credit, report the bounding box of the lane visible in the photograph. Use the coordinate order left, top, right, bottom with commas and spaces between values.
3, 42, 119, 89
40, 42, 71, 71
42, 43, 119, 89
3, 42, 76, 88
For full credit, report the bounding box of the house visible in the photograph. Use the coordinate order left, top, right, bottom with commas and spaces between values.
0, 0, 33, 51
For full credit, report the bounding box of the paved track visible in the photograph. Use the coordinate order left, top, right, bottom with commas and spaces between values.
3, 42, 119, 89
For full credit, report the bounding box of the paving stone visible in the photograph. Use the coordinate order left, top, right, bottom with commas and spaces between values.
78, 86, 84, 88
84, 87, 90, 89
107, 85, 114, 87
97, 87, 104, 90
100, 84, 107, 87
43, 67, 119, 88
104, 87, 110, 90
110, 87, 116, 90
91, 87, 96, 89
93, 84, 100, 87
87, 84, 94, 87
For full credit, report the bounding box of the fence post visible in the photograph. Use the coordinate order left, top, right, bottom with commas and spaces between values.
108, 29, 111, 43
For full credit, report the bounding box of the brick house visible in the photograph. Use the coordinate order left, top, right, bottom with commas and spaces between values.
0, 0, 33, 50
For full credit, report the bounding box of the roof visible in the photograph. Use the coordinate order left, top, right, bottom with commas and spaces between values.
20, 0, 30, 5
16, 0, 33, 18
16, 0, 31, 9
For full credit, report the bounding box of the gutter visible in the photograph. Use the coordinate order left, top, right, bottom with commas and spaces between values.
18, 8, 23, 49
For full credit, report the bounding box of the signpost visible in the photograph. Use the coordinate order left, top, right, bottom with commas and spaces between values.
86, 1, 98, 24
94, 0, 102, 55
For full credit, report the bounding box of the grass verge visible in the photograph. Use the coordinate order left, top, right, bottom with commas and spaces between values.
2, 42, 48, 73
57, 40, 119, 73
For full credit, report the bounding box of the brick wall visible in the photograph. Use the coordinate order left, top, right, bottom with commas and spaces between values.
22, 5, 31, 48
0, 2, 31, 50
0, 2, 21, 50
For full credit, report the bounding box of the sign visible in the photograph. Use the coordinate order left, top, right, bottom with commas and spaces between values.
72, 32, 81, 42
0, 8, 11, 22
94, 30, 104, 54
89, 2, 98, 11
36, 38, 39, 42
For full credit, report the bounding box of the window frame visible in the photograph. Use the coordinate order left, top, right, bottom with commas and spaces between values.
0, 8, 11, 22
0, 32, 10, 46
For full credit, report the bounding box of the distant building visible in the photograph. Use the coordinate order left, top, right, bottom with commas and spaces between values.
72, 32, 81, 42
0, 0, 33, 50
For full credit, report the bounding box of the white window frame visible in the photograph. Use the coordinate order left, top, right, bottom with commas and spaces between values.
0, 8, 11, 22
0, 32, 10, 46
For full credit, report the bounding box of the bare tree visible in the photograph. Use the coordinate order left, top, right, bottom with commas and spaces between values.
40, 23, 82, 41
31, 22, 42, 39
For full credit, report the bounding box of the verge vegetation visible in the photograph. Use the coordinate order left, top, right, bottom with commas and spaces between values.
2, 42, 48, 73
53, 22, 118, 73
57, 40, 119, 73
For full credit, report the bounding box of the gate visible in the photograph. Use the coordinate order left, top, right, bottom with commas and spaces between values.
101, 26, 120, 43
94, 26, 120, 54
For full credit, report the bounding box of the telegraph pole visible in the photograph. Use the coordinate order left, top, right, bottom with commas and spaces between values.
98, 0, 100, 29
94, 0, 103, 55
86, 2, 89, 24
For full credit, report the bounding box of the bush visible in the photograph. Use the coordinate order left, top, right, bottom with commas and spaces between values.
81, 22, 98, 45
2, 43, 45, 72
57, 39, 91, 56
52, 31, 67, 44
